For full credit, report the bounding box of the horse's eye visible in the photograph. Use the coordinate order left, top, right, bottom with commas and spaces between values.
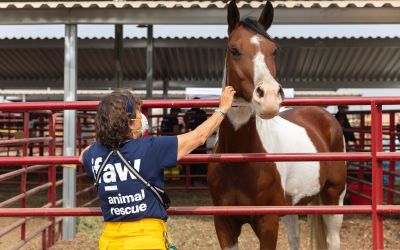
272, 50, 278, 57
230, 47, 240, 57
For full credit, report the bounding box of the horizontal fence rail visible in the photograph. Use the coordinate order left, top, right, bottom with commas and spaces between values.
1, 152, 400, 166
1, 96, 400, 250
0, 205, 400, 217
1, 96, 400, 111
0, 137, 53, 146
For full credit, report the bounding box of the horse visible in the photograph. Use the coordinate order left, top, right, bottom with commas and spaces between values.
207, 1, 347, 249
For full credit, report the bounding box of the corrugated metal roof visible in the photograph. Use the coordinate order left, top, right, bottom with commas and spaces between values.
1, 1, 399, 25
0, 37, 399, 89
1, 1, 400, 9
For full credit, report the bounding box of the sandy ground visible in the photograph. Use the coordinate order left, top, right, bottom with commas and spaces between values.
1, 190, 399, 249
47, 190, 400, 250
0, 217, 50, 250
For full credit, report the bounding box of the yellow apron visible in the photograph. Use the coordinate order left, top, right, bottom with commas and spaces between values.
99, 218, 169, 250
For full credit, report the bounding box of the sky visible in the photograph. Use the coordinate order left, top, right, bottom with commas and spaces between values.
0, 24, 400, 39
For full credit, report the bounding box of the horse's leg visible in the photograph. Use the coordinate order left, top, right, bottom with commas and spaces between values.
282, 215, 299, 250
214, 215, 242, 250
251, 215, 279, 250
320, 185, 347, 250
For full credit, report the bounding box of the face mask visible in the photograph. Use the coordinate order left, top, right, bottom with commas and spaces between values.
140, 113, 149, 135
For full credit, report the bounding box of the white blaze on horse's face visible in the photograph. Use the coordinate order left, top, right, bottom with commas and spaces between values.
250, 34, 282, 119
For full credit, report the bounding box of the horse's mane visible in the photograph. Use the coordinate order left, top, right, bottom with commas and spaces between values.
239, 17, 272, 40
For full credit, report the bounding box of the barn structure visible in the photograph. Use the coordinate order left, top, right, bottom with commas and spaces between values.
0, 1, 399, 249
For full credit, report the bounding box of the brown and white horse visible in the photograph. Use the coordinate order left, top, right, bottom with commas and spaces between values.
207, 1, 347, 249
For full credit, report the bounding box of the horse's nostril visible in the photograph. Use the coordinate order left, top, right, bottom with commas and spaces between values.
256, 86, 264, 98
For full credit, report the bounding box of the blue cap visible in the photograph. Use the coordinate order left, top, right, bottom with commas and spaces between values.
123, 96, 135, 115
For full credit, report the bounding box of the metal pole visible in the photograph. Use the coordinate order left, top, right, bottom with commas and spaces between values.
62, 24, 77, 240
48, 113, 57, 245
388, 112, 395, 204
114, 25, 123, 88
371, 101, 384, 250
163, 79, 168, 116
20, 111, 29, 241
162, 79, 168, 99
358, 114, 365, 193
146, 25, 153, 99
146, 25, 154, 133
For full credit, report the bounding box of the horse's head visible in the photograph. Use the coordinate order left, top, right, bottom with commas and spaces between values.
225, 0, 283, 119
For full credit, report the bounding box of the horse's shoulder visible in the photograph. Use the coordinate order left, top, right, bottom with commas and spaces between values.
278, 106, 343, 150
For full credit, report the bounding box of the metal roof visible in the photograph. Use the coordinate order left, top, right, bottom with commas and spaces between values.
0, 89, 361, 102
0, 89, 361, 101
0, 37, 398, 90
0, 1, 399, 24
2, 1, 400, 8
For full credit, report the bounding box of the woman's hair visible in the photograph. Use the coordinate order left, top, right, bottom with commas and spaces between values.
95, 89, 139, 147
113, 88, 142, 108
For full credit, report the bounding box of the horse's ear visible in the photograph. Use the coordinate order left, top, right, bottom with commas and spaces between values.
228, 0, 240, 33
258, 0, 274, 31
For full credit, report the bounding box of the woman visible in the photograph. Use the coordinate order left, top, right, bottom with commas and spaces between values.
79, 86, 235, 250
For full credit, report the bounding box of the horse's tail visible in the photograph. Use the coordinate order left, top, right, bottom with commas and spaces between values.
309, 197, 327, 250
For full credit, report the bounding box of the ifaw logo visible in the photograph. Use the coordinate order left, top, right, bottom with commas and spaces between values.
91, 157, 141, 191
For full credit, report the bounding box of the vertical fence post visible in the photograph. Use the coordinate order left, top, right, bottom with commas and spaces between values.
42, 229, 47, 250
77, 116, 82, 155
76, 116, 82, 207
358, 113, 365, 193
7, 112, 10, 156
388, 112, 395, 204
20, 111, 29, 241
39, 115, 44, 156
48, 113, 57, 246
371, 101, 384, 250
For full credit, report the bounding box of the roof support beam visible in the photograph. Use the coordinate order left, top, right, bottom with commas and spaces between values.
62, 24, 77, 240
0, 79, 399, 90
145, 25, 154, 132
146, 25, 154, 99
114, 24, 123, 88
2, 38, 400, 50
0, 7, 400, 25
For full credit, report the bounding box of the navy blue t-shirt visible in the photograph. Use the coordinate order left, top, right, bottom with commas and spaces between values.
82, 136, 178, 222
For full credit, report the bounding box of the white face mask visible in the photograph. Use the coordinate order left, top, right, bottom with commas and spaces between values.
140, 113, 149, 136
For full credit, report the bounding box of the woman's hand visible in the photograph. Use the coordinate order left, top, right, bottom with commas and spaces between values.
219, 86, 236, 113
176, 86, 236, 160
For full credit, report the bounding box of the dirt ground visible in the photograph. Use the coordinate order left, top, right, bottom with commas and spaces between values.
51, 191, 400, 250
1, 190, 400, 250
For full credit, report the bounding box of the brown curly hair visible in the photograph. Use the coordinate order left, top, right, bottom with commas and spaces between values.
95, 90, 138, 147
113, 88, 142, 108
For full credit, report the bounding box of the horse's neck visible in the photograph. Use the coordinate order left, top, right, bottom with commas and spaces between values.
218, 117, 263, 153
